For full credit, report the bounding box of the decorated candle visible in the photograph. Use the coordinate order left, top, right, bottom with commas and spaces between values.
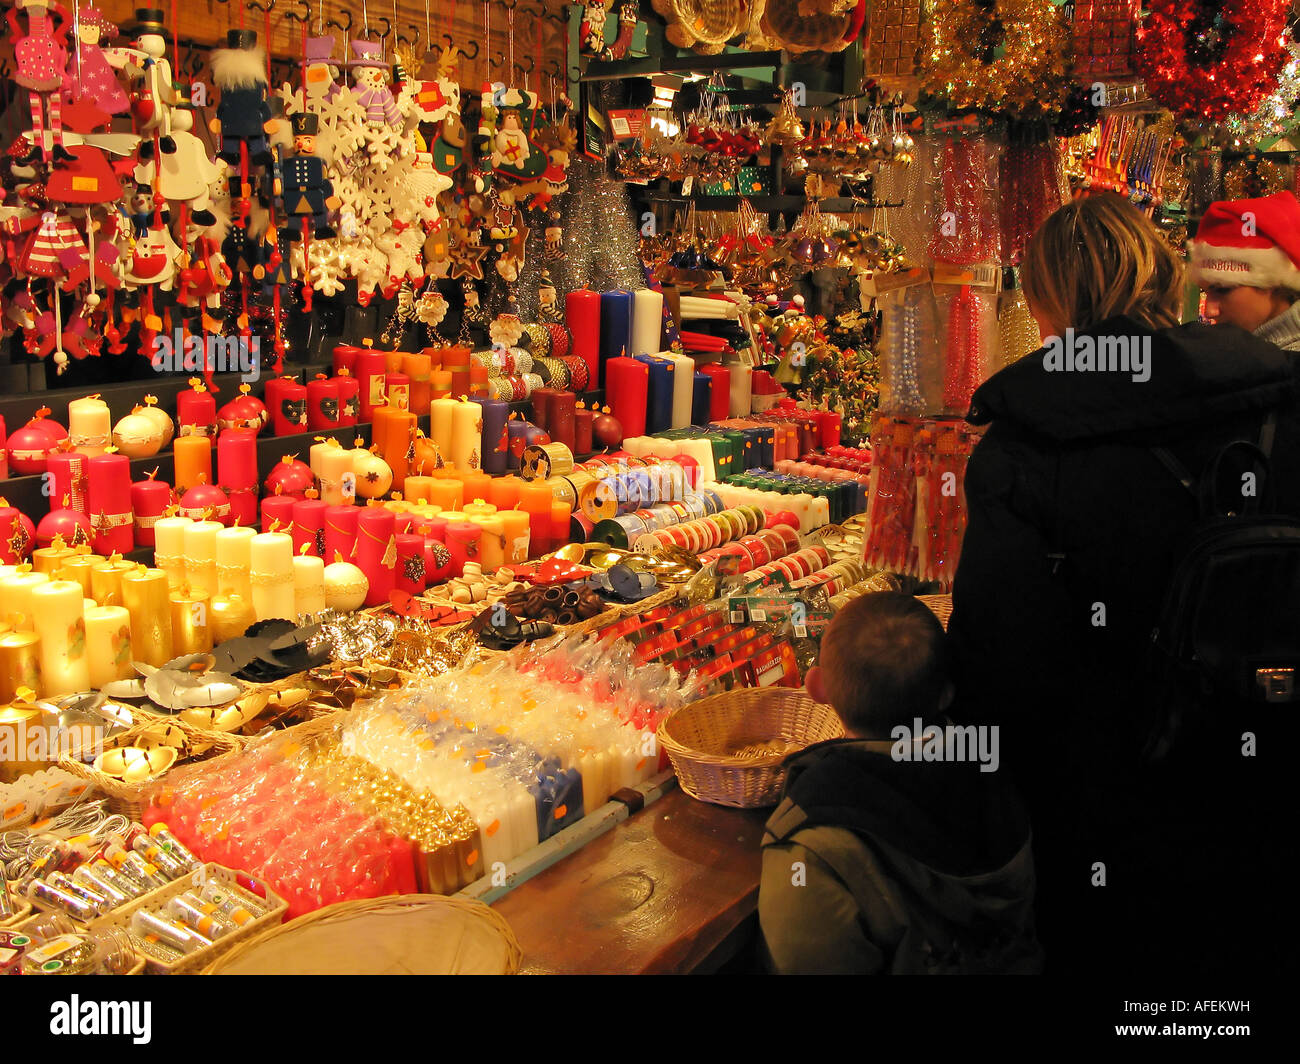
354, 349, 388, 422
85, 453, 134, 556
130, 472, 173, 548
292, 553, 327, 618
210, 592, 256, 644
169, 586, 213, 655
217, 430, 260, 527
499, 509, 530, 564
67, 395, 111, 456
307, 376, 342, 431
30, 581, 88, 696
89, 555, 135, 607
215, 525, 256, 598
323, 561, 368, 612
566, 288, 601, 387
443, 521, 482, 578
430, 369, 452, 400
318, 444, 357, 506
177, 381, 218, 439
472, 515, 506, 571
631, 288, 664, 357
261, 494, 296, 537
474, 398, 510, 475
384, 350, 405, 375
605, 357, 649, 439
36, 503, 92, 551
429, 396, 458, 460
249, 532, 296, 621
336, 373, 360, 427
353, 508, 397, 607
173, 436, 213, 496
46, 449, 91, 514
182, 520, 222, 596
402, 353, 433, 415
0, 630, 42, 701
1, 570, 49, 630
120, 567, 173, 666
449, 401, 482, 474
385, 372, 411, 411
271, 379, 309, 436
394, 533, 427, 595
374, 408, 417, 491
324, 505, 360, 562
292, 499, 328, 557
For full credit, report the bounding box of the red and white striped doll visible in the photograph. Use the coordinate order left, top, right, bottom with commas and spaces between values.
7, 0, 74, 164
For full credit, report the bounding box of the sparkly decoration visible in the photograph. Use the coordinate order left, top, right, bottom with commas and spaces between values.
1134, 0, 1293, 122
920, 0, 1071, 118
998, 285, 1041, 367
1223, 156, 1292, 200
552, 147, 645, 294
1223, 44, 1300, 146
402, 553, 427, 585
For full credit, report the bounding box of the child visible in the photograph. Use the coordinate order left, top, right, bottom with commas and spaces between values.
759, 592, 1043, 974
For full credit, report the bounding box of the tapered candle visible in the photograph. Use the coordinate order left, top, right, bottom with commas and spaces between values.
291, 499, 328, 557
249, 532, 296, 621
1, 570, 49, 631
485, 476, 520, 512
130, 472, 173, 548
402, 353, 432, 414
566, 288, 601, 387
176, 381, 217, 439
394, 533, 426, 594
499, 509, 530, 564
54, 553, 102, 599
89, 554, 135, 607
293, 553, 327, 618
631, 288, 664, 357
30, 580, 88, 696
0, 630, 42, 701
353, 509, 397, 607
605, 357, 649, 439
318, 444, 356, 506
324, 505, 360, 562
182, 520, 222, 596
67, 395, 111, 457
169, 586, 213, 655
354, 349, 388, 423
173, 436, 212, 496
336, 373, 360, 427
83, 605, 132, 689
215, 525, 256, 598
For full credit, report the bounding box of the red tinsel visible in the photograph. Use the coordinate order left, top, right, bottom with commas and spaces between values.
1135, 0, 1292, 121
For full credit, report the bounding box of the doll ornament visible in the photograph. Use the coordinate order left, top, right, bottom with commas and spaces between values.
63, 7, 130, 115
349, 40, 401, 130
9, 0, 74, 164
210, 29, 277, 226
122, 8, 181, 159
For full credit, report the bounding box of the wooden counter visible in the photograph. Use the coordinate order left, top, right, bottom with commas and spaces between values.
492, 784, 770, 975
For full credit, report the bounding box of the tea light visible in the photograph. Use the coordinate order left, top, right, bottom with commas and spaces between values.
249, 532, 296, 621
182, 520, 222, 596
0, 630, 42, 701
293, 554, 327, 618
67, 395, 111, 457
215, 525, 256, 598
31, 580, 89, 697
121, 566, 173, 666
169, 587, 212, 655
210, 592, 256, 644
152, 516, 192, 590
89, 554, 135, 607
323, 561, 368, 612
173, 436, 213, 495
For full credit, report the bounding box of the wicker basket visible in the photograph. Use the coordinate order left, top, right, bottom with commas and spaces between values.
761, 0, 855, 52
657, 688, 845, 808
202, 894, 522, 975
917, 593, 954, 631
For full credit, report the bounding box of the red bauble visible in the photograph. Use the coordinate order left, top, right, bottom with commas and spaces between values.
592, 413, 624, 449
37, 507, 94, 548
178, 483, 233, 525
263, 456, 315, 500
6, 423, 58, 474
218, 394, 269, 434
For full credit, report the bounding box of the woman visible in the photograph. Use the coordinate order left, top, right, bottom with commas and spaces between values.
947, 194, 1300, 974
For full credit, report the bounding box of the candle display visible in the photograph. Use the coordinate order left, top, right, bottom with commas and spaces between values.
353, 509, 397, 608
67, 395, 111, 456
215, 525, 257, 598
173, 436, 213, 496
324, 505, 360, 563
217, 430, 260, 527
30, 580, 88, 697
130, 472, 173, 548
182, 520, 222, 596
84, 453, 134, 556
170, 586, 213, 656
566, 288, 601, 387
177, 381, 218, 439
0, 630, 42, 701
307, 376, 342, 431
249, 532, 296, 621
293, 554, 327, 618
631, 288, 664, 357
605, 357, 649, 440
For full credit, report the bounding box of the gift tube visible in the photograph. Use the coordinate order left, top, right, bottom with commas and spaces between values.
566, 288, 601, 387
85, 453, 134, 557
46, 450, 90, 514
306, 376, 342, 431
216, 430, 259, 528
430, 368, 452, 400
499, 509, 530, 564
354, 349, 388, 423
121, 567, 173, 667
292, 499, 328, 557
182, 520, 222, 597
402, 353, 433, 415
170, 586, 213, 655
318, 445, 356, 506
215, 525, 256, 599
474, 398, 510, 476
28, 580, 86, 696
0, 630, 41, 700
130, 473, 173, 548
89, 555, 135, 607
394, 533, 427, 594
443, 521, 481, 578
631, 288, 664, 358
323, 505, 359, 563
354, 509, 397, 607
249, 532, 296, 621
271, 379, 308, 436
599, 290, 633, 385
605, 357, 649, 440
68, 395, 111, 457
449, 400, 481, 474
293, 553, 327, 618
336, 374, 360, 427
173, 436, 212, 496
177, 383, 217, 439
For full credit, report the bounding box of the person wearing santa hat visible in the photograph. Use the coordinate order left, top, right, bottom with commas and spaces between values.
1189, 190, 1300, 351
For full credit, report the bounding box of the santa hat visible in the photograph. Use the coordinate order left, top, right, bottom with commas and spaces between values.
1189, 191, 1300, 292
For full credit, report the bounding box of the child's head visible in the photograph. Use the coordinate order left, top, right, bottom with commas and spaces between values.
806, 592, 952, 737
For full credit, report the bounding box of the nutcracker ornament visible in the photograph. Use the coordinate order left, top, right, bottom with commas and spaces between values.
8, 0, 74, 165
211, 29, 277, 228
280, 113, 339, 238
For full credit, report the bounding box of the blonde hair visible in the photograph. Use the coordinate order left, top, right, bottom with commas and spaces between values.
1021, 193, 1184, 334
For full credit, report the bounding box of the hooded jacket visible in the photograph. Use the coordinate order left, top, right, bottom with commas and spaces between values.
759, 738, 1042, 975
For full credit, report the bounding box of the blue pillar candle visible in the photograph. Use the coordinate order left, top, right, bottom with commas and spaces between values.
691, 372, 712, 427
635, 354, 675, 435
599, 290, 634, 387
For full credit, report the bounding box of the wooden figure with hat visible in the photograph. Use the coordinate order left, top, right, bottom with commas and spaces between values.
210, 28, 278, 228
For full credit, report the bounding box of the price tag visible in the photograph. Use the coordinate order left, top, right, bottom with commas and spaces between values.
793, 624, 808, 638
729, 610, 746, 623
750, 608, 767, 621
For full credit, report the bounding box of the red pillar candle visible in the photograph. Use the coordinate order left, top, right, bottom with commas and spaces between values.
531, 388, 558, 432
86, 453, 134, 556
261, 494, 296, 535
336, 373, 360, 427
261, 377, 291, 432
333, 344, 362, 376
46, 449, 91, 514
173, 436, 213, 495
604, 357, 649, 439
699, 363, 732, 423
402, 353, 432, 415
386, 372, 411, 411
393, 512, 414, 535
550, 499, 571, 549
443, 521, 482, 578
549, 392, 576, 452
574, 407, 594, 456
306, 376, 342, 431
566, 287, 601, 388
176, 381, 217, 439
354, 508, 397, 607
424, 536, 454, 586
444, 350, 471, 402
817, 410, 842, 449
217, 429, 260, 527
394, 532, 426, 594
130, 472, 174, 548
354, 349, 388, 423
271, 379, 309, 436
292, 499, 329, 557
323, 504, 359, 562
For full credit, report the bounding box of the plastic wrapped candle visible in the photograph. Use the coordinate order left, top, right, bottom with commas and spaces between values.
599, 290, 634, 383
386, 372, 411, 411
249, 532, 296, 621
604, 357, 649, 439
177, 381, 218, 439
293, 551, 327, 618
443, 521, 482, 578
130, 472, 173, 548
291, 499, 328, 557
353, 349, 388, 423
67, 395, 111, 457
217, 430, 259, 527
401, 353, 432, 414
173, 436, 212, 496
306, 376, 342, 431
394, 533, 427, 594
498, 509, 530, 564
324, 505, 360, 562
215, 525, 256, 598
182, 520, 222, 596
89, 554, 135, 607
566, 288, 600, 387
46, 449, 91, 515
631, 288, 664, 357
336, 373, 360, 427
1, 570, 49, 630
169, 586, 213, 655
353, 509, 397, 607
120, 566, 173, 666
85, 453, 134, 556
318, 444, 356, 507
30, 580, 88, 696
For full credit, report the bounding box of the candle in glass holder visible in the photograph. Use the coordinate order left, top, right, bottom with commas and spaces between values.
0, 630, 41, 701
168, 586, 212, 655
89, 554, 135, 607
402, 353, 432, 414
307, 375, 342, 431
173, 436, 213, 495
292, 552, 327, 618
121, 566, 172, 666
130, 471, 173, 548
31, 580, 89, 696
215, 525, 256, 598
324, 505, 360, 562
85, 453, 134, 556
182, 520, 222, 596
177, 381, 218, 439
291, 499, 328, 557
217, 429, 260, 527
83, 605, 133, 690
249, 532, 296, 621
353, 508, 396, 607
210, 592, 255, 644
152, 516, 192, 590
67, 395, 111, 456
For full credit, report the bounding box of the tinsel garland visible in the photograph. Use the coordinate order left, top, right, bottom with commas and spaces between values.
1134, 0, 1293, 122
552, 155, 646, 295
920, 0, 1071, 118
1223, 43, 1300, 145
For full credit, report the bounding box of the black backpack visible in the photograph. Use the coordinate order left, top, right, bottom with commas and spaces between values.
1143, 411, 1300, 767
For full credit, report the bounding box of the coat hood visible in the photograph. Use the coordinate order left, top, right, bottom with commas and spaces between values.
967, 316, 1298, 442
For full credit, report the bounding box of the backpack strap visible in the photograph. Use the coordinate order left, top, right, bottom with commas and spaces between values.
1149, 410, 1280, 517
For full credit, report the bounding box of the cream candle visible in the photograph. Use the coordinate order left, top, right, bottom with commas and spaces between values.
215, 525, 257, 598
2, 570, 49, 631
498, 510, 531, 564
83, 605, 133, 690
665, 352, 696, 429
249, 533, 296, 621
631, 288, 664, 358
31, 580, 89, 696
293, 553, 327, 618
181, 519, 222, 596
317, 445, 356, 506
152, 516, 192, 591
67, 395, 111, 457
473, 514, 506, 571
121, 566, 173, 666
429, 397, 458, 459
449, 400, 481, 475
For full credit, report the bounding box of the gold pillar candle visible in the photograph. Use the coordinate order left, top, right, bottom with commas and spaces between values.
249, 532, 296, 621
32, 540, 76, 576
0, 570, 50, 631
53, 553, 102, 598
84, 605, 133, 689
121, 567, 174, 667
169, 587, 213, 656
293, 554, 327, 618
0, 631, 41, 702
215, 526, 257, 598
30, 580, 90, 697
210, 592, 256, 645
0, 703, 46, 783
90, 554, 136, 607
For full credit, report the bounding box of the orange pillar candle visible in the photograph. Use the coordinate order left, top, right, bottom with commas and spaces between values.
460, 472, 493, 507
428, 478, 463, 512
402, 353, 433, 415
121, 566, 173, 666
173, 436, 213, 495
550, 499, 572, 549
404, 476, 436, 504
498, 509, 530, 564
53, 554, 102, 599
518, 480, 554, 558
485, 475, 521, 512
430, 369, 452, 400
473, 514, 506, 571
384, 350, 406, 375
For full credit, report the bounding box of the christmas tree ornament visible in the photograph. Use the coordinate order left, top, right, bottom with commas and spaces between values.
211, 29, 277, 229
9, 0, 74, 165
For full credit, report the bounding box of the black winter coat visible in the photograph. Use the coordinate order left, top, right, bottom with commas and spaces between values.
947, 316, 1300, 974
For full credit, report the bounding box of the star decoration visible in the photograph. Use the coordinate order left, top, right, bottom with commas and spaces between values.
449, 241, 488, 281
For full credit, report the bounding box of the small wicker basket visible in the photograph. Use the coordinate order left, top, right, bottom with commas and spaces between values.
657, 688, 845, 809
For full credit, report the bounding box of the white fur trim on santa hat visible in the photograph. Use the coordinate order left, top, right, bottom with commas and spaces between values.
1189, 240, 1300, 292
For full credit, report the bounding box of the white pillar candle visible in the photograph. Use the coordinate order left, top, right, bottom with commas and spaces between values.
809, 496, 831, 530
728, 361, 753, 418
677, 439, 716, 483
317, 446, 355, 506
790, 493, 816, 534
215, 525, 257, 598
631, 289, 664, 357
309, 439, 338, 479
429, 397, 458, 461
292, 554, 327, 618
31, 579, 89, 696
84, 604, 133, 689
68, 396, 112, 457
249, 532, 296, 621
152, 516, 193, 591
449, 400, 481, 474
182, 520, 222, 596
664, 352, 695, 429
1, 571, 50, 631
